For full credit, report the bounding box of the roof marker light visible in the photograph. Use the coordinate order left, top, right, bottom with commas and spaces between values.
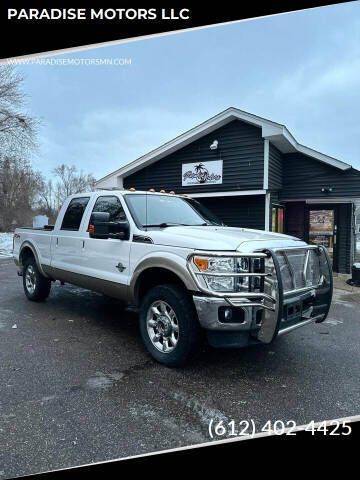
129, 187, 136, 191
160, 189, 165, 193
169, 191, 175, 195
149, 188, 155, 192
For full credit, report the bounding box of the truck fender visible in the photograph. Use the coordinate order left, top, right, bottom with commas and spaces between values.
18, 241, 50, 279
130, 253, 199, 304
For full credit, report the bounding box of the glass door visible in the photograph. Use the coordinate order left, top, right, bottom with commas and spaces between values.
271, 205, 284, 233
308, 209, 336, 264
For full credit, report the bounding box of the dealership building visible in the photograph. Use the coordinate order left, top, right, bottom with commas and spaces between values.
96, 107, 360, 273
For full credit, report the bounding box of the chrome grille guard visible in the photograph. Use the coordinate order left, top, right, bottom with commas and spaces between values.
187, 245, 333, 344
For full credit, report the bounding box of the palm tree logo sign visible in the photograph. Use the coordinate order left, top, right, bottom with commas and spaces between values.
194, 163, 209, 183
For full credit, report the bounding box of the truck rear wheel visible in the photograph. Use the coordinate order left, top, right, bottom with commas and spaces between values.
139, 284, 202, 367
23, 257, 51, 301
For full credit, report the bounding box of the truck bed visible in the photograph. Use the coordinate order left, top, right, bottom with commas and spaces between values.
13, 226, 55, 268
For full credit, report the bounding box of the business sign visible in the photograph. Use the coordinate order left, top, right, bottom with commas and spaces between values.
182, 160, 223, 186
309, 209, 335, 261
309, 210, 334, 236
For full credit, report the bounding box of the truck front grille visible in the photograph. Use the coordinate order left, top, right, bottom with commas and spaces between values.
275, 248, 321, 293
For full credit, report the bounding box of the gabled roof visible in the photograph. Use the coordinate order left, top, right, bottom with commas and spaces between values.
96, 107, 351, 187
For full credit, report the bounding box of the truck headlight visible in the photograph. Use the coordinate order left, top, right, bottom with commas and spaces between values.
237, 258, 249, 292
193, 256, 236, 292
192, 256, 264, 293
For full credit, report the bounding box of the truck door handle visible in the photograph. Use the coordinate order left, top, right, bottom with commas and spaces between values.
56, 238, 58, 246
82, 240, 85, 248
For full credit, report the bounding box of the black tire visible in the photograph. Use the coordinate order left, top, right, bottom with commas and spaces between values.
139, 284, 202, 367
23, 257, 51, 301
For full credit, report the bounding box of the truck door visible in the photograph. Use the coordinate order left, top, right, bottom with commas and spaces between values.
78, 195, 131, 293
50, 196, 91, 276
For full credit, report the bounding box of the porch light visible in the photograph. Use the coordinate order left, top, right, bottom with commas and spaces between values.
210, 140, 218, 150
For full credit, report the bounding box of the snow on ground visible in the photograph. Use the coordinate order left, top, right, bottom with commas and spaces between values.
0, 233, 14, 258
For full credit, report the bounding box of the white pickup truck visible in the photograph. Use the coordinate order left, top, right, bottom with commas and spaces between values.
13, 190, 333, 366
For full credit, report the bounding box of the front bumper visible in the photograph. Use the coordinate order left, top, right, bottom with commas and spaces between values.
189, 246, 333, 348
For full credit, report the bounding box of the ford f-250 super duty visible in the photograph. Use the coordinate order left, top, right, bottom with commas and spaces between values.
13, 190, 333, 367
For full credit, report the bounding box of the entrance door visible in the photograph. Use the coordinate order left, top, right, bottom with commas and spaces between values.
271, 205, 285, 233
308, 208, 337, 268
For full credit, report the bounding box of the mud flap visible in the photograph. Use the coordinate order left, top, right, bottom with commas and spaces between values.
256, 250, 283, 344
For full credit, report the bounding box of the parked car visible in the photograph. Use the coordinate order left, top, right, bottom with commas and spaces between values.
13, 190, 333, 366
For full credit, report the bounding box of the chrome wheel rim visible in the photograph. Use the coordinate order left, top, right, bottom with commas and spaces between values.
25, 265, 36, 294
146, 300, 179, 353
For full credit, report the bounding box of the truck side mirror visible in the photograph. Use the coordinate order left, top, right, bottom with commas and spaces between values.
111, 220, 130, 240
89, 212, 111, 239
89, 212, 130, 240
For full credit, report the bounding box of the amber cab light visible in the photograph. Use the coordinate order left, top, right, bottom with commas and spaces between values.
194, 257, 208, 271
160, 189, 165, 193
129, 187, 136, 191
89, 224, 94, 235
169, 191, 175, 195
149, 188, 155, 192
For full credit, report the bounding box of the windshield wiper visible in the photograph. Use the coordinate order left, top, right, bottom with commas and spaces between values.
143, 223, 190, 228
143, 222, 223, 228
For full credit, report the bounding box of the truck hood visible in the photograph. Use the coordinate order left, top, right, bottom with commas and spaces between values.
147, 226, 307, 251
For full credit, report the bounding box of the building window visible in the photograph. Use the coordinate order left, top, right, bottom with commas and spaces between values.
271, 205, 284, 233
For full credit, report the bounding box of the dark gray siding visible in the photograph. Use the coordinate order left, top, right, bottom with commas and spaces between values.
124, 120, 264, 194
268, 144, 283, 190
199, 195, 265, 230
281, 153, 360, 199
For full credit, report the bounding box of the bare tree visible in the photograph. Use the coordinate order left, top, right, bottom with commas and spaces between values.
0, 65, 39, 157
53, 164, 96, 206
37, 178, 58, 223
0, 156, 43, 231
38, 164, 96, 217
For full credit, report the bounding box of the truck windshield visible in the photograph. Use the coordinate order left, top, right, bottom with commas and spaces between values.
124, 194, 223, 228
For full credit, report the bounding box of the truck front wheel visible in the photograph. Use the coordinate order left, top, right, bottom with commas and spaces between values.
23, 257, 51, 301
139, 284, 202, 367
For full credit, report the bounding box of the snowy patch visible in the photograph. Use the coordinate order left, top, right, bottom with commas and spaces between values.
0, 233, 13, 258
86, 371, 124, 389
323, 318, 343, 326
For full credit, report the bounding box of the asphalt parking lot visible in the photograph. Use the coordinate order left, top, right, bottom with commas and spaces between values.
0, 257, 360, 478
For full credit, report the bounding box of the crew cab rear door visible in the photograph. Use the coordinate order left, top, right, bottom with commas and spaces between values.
50, 195, 91, 276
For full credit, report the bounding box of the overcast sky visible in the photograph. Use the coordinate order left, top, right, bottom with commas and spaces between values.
17, 2, 360, 180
